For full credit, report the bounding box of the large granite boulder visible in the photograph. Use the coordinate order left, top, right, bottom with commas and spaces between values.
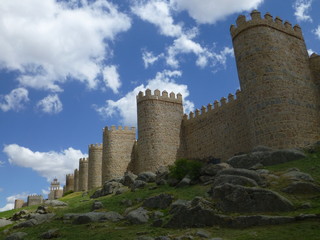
4, 232, 28, 240
165, 197, 224, 228
13, 213, 55, 228
217, 168, 264, 186
143, 194, 174, 209
282, 182, 320, 194
282, 169, 314, 182
137, 172, 156, 183
0, 218, 13, 228
212, 183, 294, 213
227, 148, 306, 169
200, 163, 231, 177
64, 211, 123, 224
91, 181, 124, 198
121, 172, 138, 187
211, 174, 258, 188
126, 207, 149, 224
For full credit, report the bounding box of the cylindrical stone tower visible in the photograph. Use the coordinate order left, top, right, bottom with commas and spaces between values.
136, 89, 184, 173
73, 169, 79, 192
231, 10, 320, 149
88, 144, 103, 190
310, 53, 320, 86
78, 158, 88, 191
65, 174, 74, 192
102, 126, 136, 183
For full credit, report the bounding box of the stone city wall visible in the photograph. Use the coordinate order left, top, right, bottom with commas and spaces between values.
231, 10, 320, 149
102, 126, 136, 182
136, 89, 184, 173
88, 144, 103, 190
27, 195, 43, 207
78, 158, 88, 191
182, 91, 250, 161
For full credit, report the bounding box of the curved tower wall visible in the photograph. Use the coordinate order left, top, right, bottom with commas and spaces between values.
65, 174, 74, 192
102, 126, 136, 183
231, 11, 320, 149
136, 89, 184, 173
310, 53, 320, 86
88, 144, 103, 190
73, 169, 79, 192
78, 158, 88, 191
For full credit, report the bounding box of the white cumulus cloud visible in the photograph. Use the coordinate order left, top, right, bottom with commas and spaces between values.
36, 94, 63, 114
3, 144, 87, 183
132, 0, 182, 37
94, 70, 194, 127
133, 1, 234, 71
142, 50, 164, 68
102, 65, 122, 94
170, 0, 264, 24
0, 0, 131, 92
293, 0, 313, 22
314, 26, 320, 39
0, 88, 29, 112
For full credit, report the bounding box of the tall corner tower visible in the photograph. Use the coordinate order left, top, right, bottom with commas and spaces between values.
88, 143, 103, 190
65, 174, 74, 192
136, 89, 184, 173
102, 126, 136, 183
231, 10, 320, 149
310, 53, 320, 86
73, 169, 79, 192
78, 158, 88, 191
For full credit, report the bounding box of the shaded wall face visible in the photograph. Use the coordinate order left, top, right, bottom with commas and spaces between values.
102, 129, 136, 182
65, 175, 74, 192
137, 99, 183, 173
88, 147, 103, 190
182, 98, 250, 161
78, 161, 88, 191
27, 196, 43, 206
73, 170, 79, 192
233, 25, 320, 149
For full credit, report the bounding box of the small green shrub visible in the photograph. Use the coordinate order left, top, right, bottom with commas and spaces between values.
169, 158, 203, 181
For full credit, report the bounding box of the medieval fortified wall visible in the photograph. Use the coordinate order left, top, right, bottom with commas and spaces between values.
65, 11, 320, 193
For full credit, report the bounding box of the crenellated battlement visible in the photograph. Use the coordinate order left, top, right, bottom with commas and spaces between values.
136, 89, 182, 104
183, 90, 242, 121
230, 10, 303, 40
66, 173, 74, 178
79, 157, 88, 163
103, 125, 136, 133
28, 194, 42, 197
89, 143, 103, 149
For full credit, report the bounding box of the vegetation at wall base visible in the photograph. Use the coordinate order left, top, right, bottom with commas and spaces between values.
1, 152, 320, 240
168, 158, 203, 181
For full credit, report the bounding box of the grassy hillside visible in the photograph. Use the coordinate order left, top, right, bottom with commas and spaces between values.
1, 152, 320, 240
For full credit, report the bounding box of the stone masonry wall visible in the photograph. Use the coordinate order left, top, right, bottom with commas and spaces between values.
78, 158, 88, 191
14, 199, 24, 209
182, 91, 251, 161
102, 126, 136, 182
65, 174, 74, 192
88, 144, 103, 190
73, 169, 79, 192
27, 195, 43, 207
310, 53, 320, 86
136, 89, 184, 172
231, 11, 320, 149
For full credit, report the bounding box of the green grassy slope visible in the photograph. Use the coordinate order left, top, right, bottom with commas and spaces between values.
0, 153, 320, 240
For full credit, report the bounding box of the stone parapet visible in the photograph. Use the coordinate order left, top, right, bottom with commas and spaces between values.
230, 10, 303, 40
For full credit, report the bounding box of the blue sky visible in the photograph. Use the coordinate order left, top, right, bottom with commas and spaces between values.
0, 0, 319, 211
